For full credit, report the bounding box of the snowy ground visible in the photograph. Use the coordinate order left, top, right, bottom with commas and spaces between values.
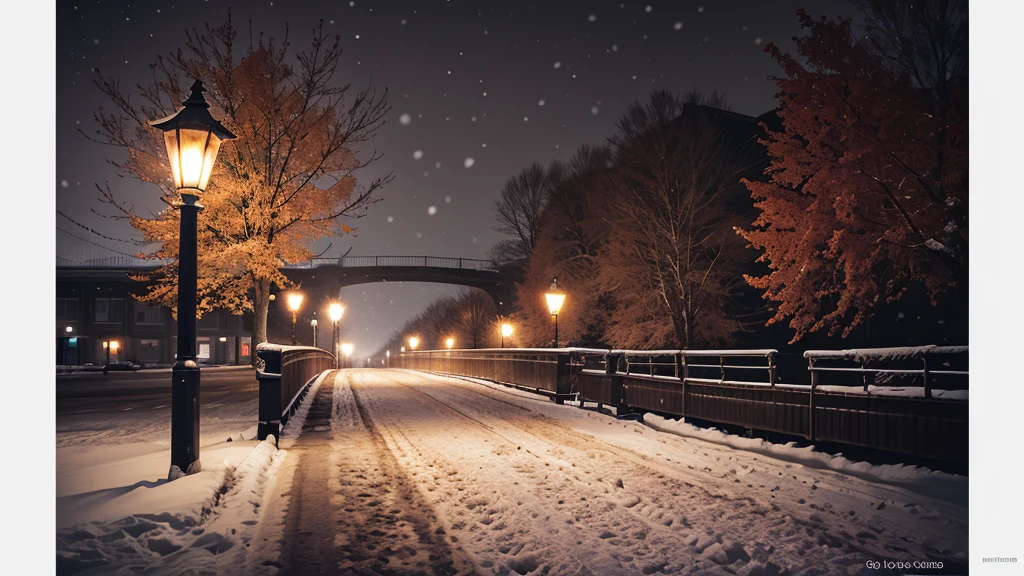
57, 368, 968, 575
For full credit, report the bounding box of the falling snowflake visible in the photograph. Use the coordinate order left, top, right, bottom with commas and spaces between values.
481, 143, 487, 148
698, 6, 704, 12
674, 22, 683, 30
401, 18, 407, 25
755, 37, 762, 45
428, 206, 437, 215
60, 180, 69, 188
444, 196, 452, 203
591, 106, 600, 115
611, 44, 618, 52
472, 237, 478, 243
588, 14, 597, 22
387, 216, 394, 223
355, 34, 360, 39
464, 158, 475, 168
538, 99, 545, 106
553, 61, 562, 69
416, 232, 423, 238
471, 116, 477, 122
399, 113, 411, 125
435, 161, 442, 169
413, 150, 424, 160
523, 116, 529, 122
645, 5, 652, 12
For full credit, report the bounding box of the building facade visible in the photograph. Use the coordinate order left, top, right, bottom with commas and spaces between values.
57, 267, 253, 366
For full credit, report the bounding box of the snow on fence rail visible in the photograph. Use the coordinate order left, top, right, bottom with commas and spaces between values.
283, 255, 497, 271
804, 346, 968, 399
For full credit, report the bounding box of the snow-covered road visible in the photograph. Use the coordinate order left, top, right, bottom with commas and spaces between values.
271, 369, 967, 575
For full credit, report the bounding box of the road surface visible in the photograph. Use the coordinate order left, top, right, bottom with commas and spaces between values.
271, 369, 968, 576
56, 365, 258, 449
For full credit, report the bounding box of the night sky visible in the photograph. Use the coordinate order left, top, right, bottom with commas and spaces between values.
56, 0, 858, 354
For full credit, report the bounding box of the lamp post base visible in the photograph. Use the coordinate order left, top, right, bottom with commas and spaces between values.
169, 360, 202, 479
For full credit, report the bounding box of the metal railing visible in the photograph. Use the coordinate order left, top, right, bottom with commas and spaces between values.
284, 256, 497, 271
56, 256, 169, 269
255, 343, 335, 444
804, 345, 969, 399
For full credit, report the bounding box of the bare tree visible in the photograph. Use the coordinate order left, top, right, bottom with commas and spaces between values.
456, 290, 497, 348
491, 162, 563, 264
600, 91, 760, 348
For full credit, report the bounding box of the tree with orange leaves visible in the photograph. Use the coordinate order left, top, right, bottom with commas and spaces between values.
740, 4, 967, 342
87, 14, 391, 348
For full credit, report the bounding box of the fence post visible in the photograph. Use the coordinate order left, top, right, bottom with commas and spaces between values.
768, 353, 776, 388
808, 357, 816, 442
923, 357, 931, 399
680, 352, 688, 419
720, 355, 726, 382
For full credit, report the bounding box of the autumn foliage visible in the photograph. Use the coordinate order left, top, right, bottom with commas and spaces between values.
740, 8, 968, 341
88, 15, 391, 346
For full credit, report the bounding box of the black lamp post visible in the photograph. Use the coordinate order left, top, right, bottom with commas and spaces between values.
149, 79, 236, 479
545, 279, 566, 348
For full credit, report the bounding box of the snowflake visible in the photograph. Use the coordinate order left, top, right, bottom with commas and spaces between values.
611, 44, 618, 52
413, 150, 424, 160
444, 196, 452, 203
553, 61, 562, 69
645, 5, 652, 12
416, 232, 423, 238
538, 99, 545, 106
464, 158, 475, 168
481, 143, 487, 148
472, 237, 478, 243
523, 116, 529, 122
428, 206, 437, 215
435, 161, 442, 169
399, 113, 412, 125
471, 116, 477, 122
674, 22, 683, 30
60, 180, 69, 188
698, 6, 704, 12
591, 106, 599, 115
588, 14, 597, 22
754, 37, 762, 45
387, 216, 394, 223
401, 18, 407, 25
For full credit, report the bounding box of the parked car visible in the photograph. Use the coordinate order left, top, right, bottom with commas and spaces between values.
104, 361, 141, 374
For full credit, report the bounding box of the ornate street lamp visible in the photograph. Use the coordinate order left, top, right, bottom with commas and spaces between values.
310, 317, 318, 348
287, 293, 304, 345
329, 302, 344, 368
545, 278, 566, 348
500, 323, 513, 348
149, 79, 235, 479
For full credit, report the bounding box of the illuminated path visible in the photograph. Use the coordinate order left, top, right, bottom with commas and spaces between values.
271, 369, 968, 575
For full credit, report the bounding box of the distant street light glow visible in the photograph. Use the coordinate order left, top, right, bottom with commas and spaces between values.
445, 337, 455, 349
408, 336, 420, 350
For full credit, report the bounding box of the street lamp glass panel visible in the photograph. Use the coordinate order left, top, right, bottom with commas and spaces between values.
287, 293, 304, 312
341, 343, 354, 357
328, 303, 345, 322
110, 341, 120, 353
445, 338, 455, 349
102, 341, 109, 349
545, 292, 566, 316
501, 323, 514, 338
310, 319, 318, 327
408, 337, 419, 350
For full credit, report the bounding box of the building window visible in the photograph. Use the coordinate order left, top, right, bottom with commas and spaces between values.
140, 339, 159, 350
94, 298, 125, 323
135, 301, 163, 325
57, 298, 79, 321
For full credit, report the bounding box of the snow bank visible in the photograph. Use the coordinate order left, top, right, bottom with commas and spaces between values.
643, 414, 966, 493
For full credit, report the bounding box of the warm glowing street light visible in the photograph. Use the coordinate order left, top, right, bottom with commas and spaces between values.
408, 336, 420, 350
500, 323, 513, 348
401, 346, 406, 353
545, 278, 566, 348
341, 342, 354, 368
109, 340, 120, 354
65, 326, 73, 333
287, 292, 304, 345
149, 78, 235, 479
445, 337, 455, 350
386, 349, 391, 367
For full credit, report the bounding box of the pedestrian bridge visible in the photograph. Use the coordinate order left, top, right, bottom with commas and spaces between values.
57, 254, 521, 313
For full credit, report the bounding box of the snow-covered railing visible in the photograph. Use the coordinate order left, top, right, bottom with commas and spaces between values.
609, 349, 779, 386
256, 343, 335, 443
804, 346, 968, 399
283, 255, 497, 271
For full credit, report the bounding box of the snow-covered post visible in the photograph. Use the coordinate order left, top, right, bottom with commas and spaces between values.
808, 357, 817, 442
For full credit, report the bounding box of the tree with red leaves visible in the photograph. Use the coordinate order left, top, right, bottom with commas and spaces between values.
740, 3, 967, 342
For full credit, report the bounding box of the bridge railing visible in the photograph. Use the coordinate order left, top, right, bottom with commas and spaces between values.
285, 256, 497, 271
255, 343, 335, 444
395, 345, 968, 464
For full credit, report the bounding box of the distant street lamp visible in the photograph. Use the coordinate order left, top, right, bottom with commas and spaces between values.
386, 349, 391, 367
408, 336, 420, 351
149, 78, 236, 478
500, 323, 513, 348
545, 278, 566, 348
341, 342, 354, 368
400, 346, 406, 353
329, 302, 345, 368
287, 293, 304, 345
445, 337, 455, 350
310, 318, 318, 348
